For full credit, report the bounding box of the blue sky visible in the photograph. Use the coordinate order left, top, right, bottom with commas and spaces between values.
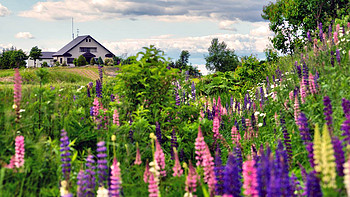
0, 0, 274, 74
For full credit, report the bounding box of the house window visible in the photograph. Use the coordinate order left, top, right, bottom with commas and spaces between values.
60, 58, 62, 64
80, 47, 97, 53
67, 58, 74, 63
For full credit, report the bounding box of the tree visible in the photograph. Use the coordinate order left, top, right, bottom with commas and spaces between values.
42, 62, 48, 67
262, 0, 350, 54
176, 50, 190, 70
98, 57, 103, 65
77, 55, 87, 66
90, 57, 96, 65
0, 48, 27, 69
205, 38, 240, 73
29, 46, 42, 67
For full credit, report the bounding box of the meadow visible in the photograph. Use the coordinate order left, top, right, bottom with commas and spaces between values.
0, 24, 350, 197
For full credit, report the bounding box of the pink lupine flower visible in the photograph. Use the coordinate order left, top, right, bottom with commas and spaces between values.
202, 144, 216, 195
14, 68, 22, 122
221, 107, 227, 116
110, 158, 122, 197
144, 162, 150, 183
245, 118, 254, 140
336, 24, 340, 33
199, 109, 205, 121
15, 136, 25, 168
294, 96, 300, 126
289, 91, 294, 102
300, 78, 306, 104
313, 38, 318, 55
172, 148, 183, 177
148, 173, 159, 197
113, 109, 120, 126
231, 126, 241, 145
93, 97, 100, 117
195, 126, 206, 167
134, 145, 142, 165
217, 96, 222, 116
213, 116, 220, 139
309, 73, 317, 95
5, 155, 16, 169
154, 139, 166, 176
274, 112, 279, 127
185, 161, 198, 196
334, 32, 339, 44
242, 159, 259, 197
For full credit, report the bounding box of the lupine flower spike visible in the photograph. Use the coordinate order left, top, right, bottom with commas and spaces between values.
110, 158, 122, 197
172, 147, 183, 177
135, 143, 142, 165
185, 161, 198, 197
231, 125, 241, 145
15, 135, 25, 168
113, 109, 120, 126
195, 126, 206, 167
154, 139, 166, 176
97, 141, 108, 186
14, 68, 22, 123
242, 157, 259, 197
60, 130, 71, 180
344, 157, 350, 196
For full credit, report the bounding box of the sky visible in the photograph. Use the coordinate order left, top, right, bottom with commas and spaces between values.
0, 0, 274, 74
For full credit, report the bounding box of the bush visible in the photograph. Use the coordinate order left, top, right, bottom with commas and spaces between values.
42, 62, 48, 67
77, 55, 87, 67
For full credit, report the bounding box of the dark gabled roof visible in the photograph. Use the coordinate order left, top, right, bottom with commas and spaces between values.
40, 52, 55, 59
52, 35, 115, 57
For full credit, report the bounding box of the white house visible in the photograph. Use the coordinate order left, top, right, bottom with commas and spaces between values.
27, 35, 114, 67
52, 35, 114, 65
27, 52, 55, 67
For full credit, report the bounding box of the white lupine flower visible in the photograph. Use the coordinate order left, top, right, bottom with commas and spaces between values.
258, 123, 263, 127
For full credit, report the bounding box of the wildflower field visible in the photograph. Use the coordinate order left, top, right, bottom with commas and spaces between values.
1, 23, 350, 197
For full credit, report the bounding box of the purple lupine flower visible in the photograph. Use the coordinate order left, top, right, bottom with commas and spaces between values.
185, 70, 189, 81
296, 65, 302, 79
50, 85, 55, 90
129, 117, 134, 142
280, 118, 292, 163
306, 171, 322, 197
241, 117, 246, 131
323, 96, 333, 133
257, 145, 271, 197
191, 81, 196, 101
341, 116, 350, 144
331, 50, 335, 67
290, 173, 302, 196
60, 129, 71, 180
111, 94, 115, 102
98, 64, 103, 83
214, 147, 224, 195
307, 31, 312, 42
260, 86, 265, 105
332, 136, 345, 176
251, 113, 256, 129
175, 91, 180, 106
83, 155, 96, 196
234, 119, 239, 131
266, 76, 270, 94
336, 49, 341, 65
237, 102, 240, 114
97, 141, 108, 186
297, 112, 312, 142
89, 106, 94, 117
155, 121, 162, 144
230, 96, 234, 108
328, 24, 332, 38
306, 142, 315, 168
96, 79, 102, 98
171, 129, 178, 160
234, 146, 243, 173
319, 22, 323, 41
87, 86, 91, 98
342, 98, 350, 117
76, 169, 85, 197
243, 94, 248, 111
303, 63, 309, 89
223, 152, 242, 196
179, 148, 185, 162
73, 95, 76, 101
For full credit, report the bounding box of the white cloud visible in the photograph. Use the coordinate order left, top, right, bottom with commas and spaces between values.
0, 3, 10, 17
219, 20, 238, 31
0, 43, 14, 50
15, 32, 35, 39
19, 0, 271, 23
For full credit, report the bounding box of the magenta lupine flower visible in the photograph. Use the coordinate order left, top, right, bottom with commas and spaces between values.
113, 109, 120, 126
134, 145, 142, 165
97, 141, 108, 186
323, 96, 334, 134
155, 139, 166, 177
334, 32, 339, 44
15, 136, 25, 168
202, 144, 216, 195
195, 126, 206, 167
5, 155, 16, 169
300, 78, 306, 104
245, 118, 254, 140
172, 148, 183, 177
242, 158, 259, 197
294, 96, 300, 126
213, 115, 220, 139
144, 161, 150, 183
110, 158, 122, 197
231, 125, 241, 145
93, 97, 100, 117
309, 73, 317, 95
148, 173, 159, 197
60, 130, 71, 180
14, 68, 22, 122
186, 161, 198, 195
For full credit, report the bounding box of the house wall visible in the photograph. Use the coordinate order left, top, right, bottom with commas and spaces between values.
67, 37, 111, 62
27, 58, 54, 68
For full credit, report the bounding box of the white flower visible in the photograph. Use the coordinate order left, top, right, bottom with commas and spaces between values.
254, 111, 260, 116
19, 109, 25, 113
59, 89, 64, 92
96, 187, 109, 197
258, 123, 263, 127
47, 101, 51, 104
260, 113, 266, 117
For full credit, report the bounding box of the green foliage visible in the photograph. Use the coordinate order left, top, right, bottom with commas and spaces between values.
104, 58, 113, 66
262, 0, 350, 53
98, 57, 103, 65
205, 38, 240, 73
0, 48, 27, 69
90, 57, 96, 65
41, 62, 48, 67
77, 55, 87, 67
115, 45, 180, 120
